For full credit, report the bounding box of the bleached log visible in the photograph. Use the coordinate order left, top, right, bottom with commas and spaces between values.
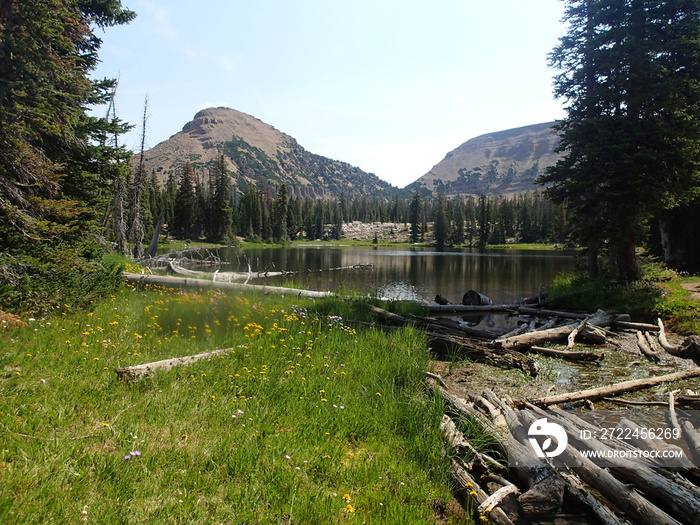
116, 348, 232, 382
124, 272, 334, 298
477, 484, 520, 515
517, 306, 588, 320
613, 320, 660, 331
617, 417, 696, 472
637, 330, 661, 362
561, 441, 683, 525
528, 367, 700, 407
567, 318, 588, 349
493, 321, 608, 351
535, 408, 700, 524
370, 305, 540, 375
426, 304, 520, 313
449, 459, 516, 525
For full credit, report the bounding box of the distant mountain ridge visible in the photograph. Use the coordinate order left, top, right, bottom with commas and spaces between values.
408, 122, 562, 197
135, 107, 395, 199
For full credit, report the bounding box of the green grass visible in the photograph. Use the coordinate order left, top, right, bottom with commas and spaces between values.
0, 283, 455, 523
547, 259, 700, 333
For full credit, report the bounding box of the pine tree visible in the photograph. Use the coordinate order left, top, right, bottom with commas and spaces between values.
433, 193, 448, 250
271, 184, 288, 241
210, 155, 232, 242
541, 0, 700, 280
173, 162, 197, 238
408, 192, 422, 243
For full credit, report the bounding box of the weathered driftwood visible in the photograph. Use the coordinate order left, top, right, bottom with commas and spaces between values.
116, 348, 232, 382
482, 392, 566, 518
537, 408, 700, 524
558, 438, 684, 525
124, 272, 334, 298
495, 323, 529, 341
517, 306, 588, 320
528, 345, 604, 363
493, 321, 608, 351
369, 305, 540, 376
425, 304, 519, 313
617, 417, 696, 472
567, 317, 588, 349
527, 367, 700, 407
612, 320, 660, 331
637, 330, 661, 362
429, 332, 540, 376
481, 390, 638, 522
440, 415, 505, 475
477, 484, 519, 516
449, 458, 515, 525
428, 381, 507, 458
439, 413, 515, 524
657, 318, 700, 361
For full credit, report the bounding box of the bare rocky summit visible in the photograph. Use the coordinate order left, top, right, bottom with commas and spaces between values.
409, 122, 562, 197
135, 107, 395, 199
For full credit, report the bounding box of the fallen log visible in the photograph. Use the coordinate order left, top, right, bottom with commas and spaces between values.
440, 415, 505, 475
657, 319, 700, 361
567, 318, 588, 349
369, 305, 540, 376
477, 484, 519, 517
427, 381, 507, 457
617, 417, 696, 472
516, 306, 588, 320
429, 332, 540, 376
424, 304, 519, 313
124, 272, 334, 298
534, 408, 700, 524
527, 367, 700, 407
116, 348, 232, 382
529, 345, 604, 363
612, 320, 660, 331
482, 391, 566, 518
547, 426, 685, 524
558, 471, 626, 525
637, 330, 661, 362
493, 320, 609, 351
449, 458, 516, 525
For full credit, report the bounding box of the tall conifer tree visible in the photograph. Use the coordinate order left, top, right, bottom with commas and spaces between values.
541, 0, 700, 280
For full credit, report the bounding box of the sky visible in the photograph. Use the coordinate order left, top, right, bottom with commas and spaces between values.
92, 0, 569, 188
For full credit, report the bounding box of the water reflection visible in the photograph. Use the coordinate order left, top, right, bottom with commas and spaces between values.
212, 245, 575, 304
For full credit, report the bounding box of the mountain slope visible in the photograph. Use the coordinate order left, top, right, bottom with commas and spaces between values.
135, 107, 395, 199
408, 122, 561, 197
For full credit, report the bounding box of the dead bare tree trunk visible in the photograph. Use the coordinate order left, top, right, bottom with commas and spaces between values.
129, 95, 148, 259
528, 367, 700, 407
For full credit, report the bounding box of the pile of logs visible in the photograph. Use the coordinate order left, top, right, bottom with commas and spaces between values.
428, 380, 700, 525
367, 296, 700, 523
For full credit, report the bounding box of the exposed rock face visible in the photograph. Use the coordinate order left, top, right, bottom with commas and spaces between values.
407, 122, 562, 197
134, 107, 395, 199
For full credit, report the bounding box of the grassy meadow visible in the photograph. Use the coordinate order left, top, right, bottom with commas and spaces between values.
0, 276, 458, 524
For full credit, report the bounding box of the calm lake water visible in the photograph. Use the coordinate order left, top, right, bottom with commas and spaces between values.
212, 245, 577, 305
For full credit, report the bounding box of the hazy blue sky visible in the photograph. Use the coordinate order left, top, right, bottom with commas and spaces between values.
93, 0, 568, 187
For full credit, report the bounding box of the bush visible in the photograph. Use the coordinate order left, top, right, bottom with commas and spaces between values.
0, 243, 125, 315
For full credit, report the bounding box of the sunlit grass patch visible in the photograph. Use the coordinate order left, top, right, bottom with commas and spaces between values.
0, 284, 452, 523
